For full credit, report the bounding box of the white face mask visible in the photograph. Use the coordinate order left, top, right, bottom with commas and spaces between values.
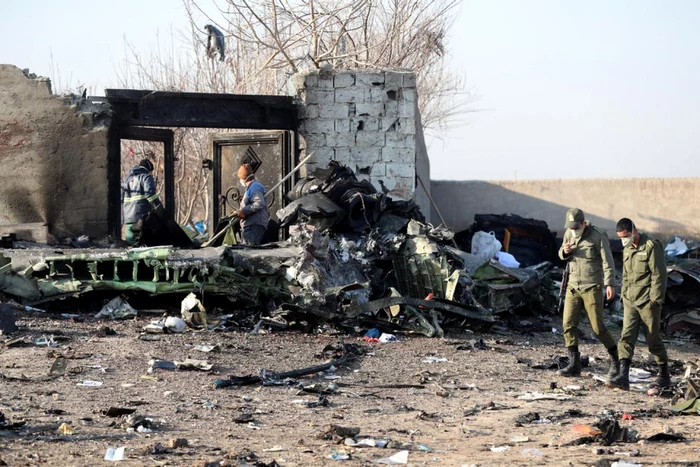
621, 235, 633, 247
570, 227, 583, 238
239, 179, 246, 187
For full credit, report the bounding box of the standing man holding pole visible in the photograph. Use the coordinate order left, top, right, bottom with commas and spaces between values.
557, 208, 619, 378
607, 218, 670, 390
236, 163, 270, 245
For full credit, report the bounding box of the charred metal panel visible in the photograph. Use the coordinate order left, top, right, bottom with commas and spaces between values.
105, 89, 298, 130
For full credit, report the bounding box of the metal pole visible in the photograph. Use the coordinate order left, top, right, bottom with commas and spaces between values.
416, 174, 459, 249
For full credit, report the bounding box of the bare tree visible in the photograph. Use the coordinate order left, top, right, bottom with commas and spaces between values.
115, 0, 468, 225
185, 0, 468, 130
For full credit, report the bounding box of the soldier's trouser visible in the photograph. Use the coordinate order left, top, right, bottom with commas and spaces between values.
618, 301, 668, 364
562, 285, 616, 349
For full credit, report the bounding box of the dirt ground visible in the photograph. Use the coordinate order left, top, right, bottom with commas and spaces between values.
1, 308, 699, 467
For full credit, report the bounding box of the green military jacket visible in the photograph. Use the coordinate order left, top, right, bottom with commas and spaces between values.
622, 232, 667, 307
558, 223, 615, 290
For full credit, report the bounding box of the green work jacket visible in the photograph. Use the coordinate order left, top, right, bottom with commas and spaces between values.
622, 233, 667, 307
558, 223, 615, 290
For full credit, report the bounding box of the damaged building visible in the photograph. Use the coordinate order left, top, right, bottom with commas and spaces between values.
0, 63, 556, 336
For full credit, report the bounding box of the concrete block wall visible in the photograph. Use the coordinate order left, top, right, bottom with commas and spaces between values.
0, 64, 110, 239
290, 69, 419, 201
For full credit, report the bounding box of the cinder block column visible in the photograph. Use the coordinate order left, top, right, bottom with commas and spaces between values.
290, 69, 418, 201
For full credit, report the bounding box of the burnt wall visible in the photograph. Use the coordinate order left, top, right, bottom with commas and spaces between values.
0, 65, 110, 239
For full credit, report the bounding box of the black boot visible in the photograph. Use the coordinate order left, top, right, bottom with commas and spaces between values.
606, 346, 620, 379
607, 358, 630, 390
656, 363, 671, 389
557, 347, 582, 377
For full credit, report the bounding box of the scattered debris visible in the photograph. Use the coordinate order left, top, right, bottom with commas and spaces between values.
76, 381, 103, 387
319, 425, 361, 442
164, 317, 186, 333
57, 423, 74, 435
180, 293, 208, 329
422, 356, 448, 364
646, 432, 685, 442
175, 359, 213, 371
95, 296, 137, 320
328, 450, 351, 461
373, 450, 409, 465
104, 446, 126, 462
345, 438, 389, 448
102, 408, 137, 418
490, 445, 510, 453
0, 304, 18, 335
513, 392, 573, 401
214, 344, 354, 389
168, 438, 188, 448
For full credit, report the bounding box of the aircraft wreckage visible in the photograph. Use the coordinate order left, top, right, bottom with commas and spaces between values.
0, 163, 557, 337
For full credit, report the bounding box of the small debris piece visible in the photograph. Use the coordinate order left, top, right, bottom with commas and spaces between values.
373, 450, 409, 464
181, 293, 208, 328
102, 407, 137, 417
319, 424, 361, 441
490, 446, 510, 453
572, 425, 603, 436
95, 296, 137, 320
422, 356, 448, 364
328, 450, 351, 461
165, 317, 186, 333
168, 438, 188, 448
76, 380, 103, 387
57, 423, 74, 435
0, 304, 18, 335
104, 446, 126, 461
175, 359, 213, 371
515, 392, 572, 401
646, 432, 685, 442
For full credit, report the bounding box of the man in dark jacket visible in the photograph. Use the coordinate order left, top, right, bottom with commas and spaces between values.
121, 158, 160, 245
236, 163, 269, 245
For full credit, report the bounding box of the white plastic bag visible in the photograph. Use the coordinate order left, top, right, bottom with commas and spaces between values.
471, 231, 502, 261
495, 251, 520, 268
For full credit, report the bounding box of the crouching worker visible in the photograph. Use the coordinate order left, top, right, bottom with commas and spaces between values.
557, 208, 619, 378
122, 158, 161, 245
607, 218, 670, 390
236, 163, 269, 245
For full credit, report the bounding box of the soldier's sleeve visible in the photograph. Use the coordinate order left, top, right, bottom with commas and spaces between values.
600, 232, 615, 287
621, 255, 628, 301
558, 230, 571, 261
648, 239, 667, 304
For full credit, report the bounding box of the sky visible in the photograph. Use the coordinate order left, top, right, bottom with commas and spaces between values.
1, 0, 698, 181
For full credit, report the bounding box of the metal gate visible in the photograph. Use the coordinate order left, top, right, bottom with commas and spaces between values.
207, 131, 294, 235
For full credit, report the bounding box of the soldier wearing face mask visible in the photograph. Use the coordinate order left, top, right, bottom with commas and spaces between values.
557, 208, 618, 378
607, 218, 669, 390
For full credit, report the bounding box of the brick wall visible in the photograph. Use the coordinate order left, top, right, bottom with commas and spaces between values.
290, 69, 419, 201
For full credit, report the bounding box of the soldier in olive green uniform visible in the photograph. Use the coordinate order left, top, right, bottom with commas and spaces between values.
557, 208, 618, 377
607, 218, 669, 390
